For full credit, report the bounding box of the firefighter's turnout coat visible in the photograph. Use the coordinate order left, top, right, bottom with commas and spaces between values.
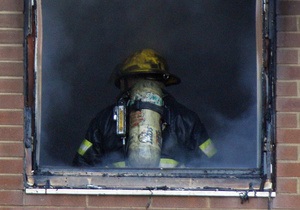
73, 92, 215, 168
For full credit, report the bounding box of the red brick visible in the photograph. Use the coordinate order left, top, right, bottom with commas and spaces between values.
0, 46, 23, 61
88, 195, 148, 208
277, 162, 300, 177
152, 196, 208, 208
277, 144, 298, 160
277, 49, 298, 64
277, 16, 298, 32
277, 129, 300, 143
276, 113, 297, 128
276, 81, 297, 96
0, 127, 23, 141
0, 142, 23, 157
277, 98, 300, 112
278, 33, 300, 48
0, 14, 23, 28
0, 30, 23, 44
276, 178, 298, 193
0, 111, 23, 125
210, 197, 268, 209
0, 190, 23, 206
273, 207, 296, 210
0, 95, 24, 109
277, 1, 300, 15
0, 0, 24, 11
22, 208, 85, 210
0, 62, 23, 77
0, 175, 23, 190
21, 208, 85, 210
0, 79, 23, 93
273, 194, 300, 209
277, 65, 300, 80
24, 194, 86, 207
0, 159, 23, 174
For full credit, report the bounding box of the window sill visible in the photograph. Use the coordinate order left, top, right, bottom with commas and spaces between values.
25, 188, 276, 198
25, 167, 275, 198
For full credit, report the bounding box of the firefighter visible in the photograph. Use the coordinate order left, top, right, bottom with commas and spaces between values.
73, 49, 216, 168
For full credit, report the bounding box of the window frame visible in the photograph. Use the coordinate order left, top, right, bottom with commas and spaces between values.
24, 0, 276, 197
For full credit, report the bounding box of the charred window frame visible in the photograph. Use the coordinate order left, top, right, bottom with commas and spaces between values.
24, 0, 276, 197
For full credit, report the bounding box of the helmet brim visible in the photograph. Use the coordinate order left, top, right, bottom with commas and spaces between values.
114, 70, 181, 89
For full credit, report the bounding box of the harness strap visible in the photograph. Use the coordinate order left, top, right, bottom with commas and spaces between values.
130, 100, 164, 115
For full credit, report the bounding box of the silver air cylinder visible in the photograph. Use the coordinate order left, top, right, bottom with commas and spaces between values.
127, 80, 163, 167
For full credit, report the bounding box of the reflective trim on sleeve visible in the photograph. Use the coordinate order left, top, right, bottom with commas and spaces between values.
77, 139, 93, 156
112, 158, 179, 168
159, 158, 179, 168
113, 161, 126, 168
199, 138, 217, 158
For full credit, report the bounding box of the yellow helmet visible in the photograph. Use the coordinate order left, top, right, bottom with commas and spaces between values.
114, 49, 181, 88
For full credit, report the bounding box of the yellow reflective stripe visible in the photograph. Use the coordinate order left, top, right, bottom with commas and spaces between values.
113, 161, 126, 168
159, 158, 179, 168
118, 108, 124, 132
77, 139, 93, 156
199, 138, 217, 158
112, 158, 179, 168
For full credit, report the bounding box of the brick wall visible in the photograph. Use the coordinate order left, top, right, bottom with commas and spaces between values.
0, 0, 299, 209
273, 0, 300, 209
0, 0, 24, 208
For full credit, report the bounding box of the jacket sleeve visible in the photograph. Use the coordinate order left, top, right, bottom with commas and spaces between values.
163, 93, 217, 167
72, 113, 105, 167
171, 99, 217, 166
185, 114, 217, 166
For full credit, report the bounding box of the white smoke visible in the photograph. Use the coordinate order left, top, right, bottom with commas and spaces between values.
39, 0, 257, 168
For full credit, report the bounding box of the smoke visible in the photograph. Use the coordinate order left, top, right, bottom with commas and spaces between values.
40, 0, 257, 168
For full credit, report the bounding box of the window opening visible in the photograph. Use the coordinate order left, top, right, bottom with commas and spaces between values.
24, 0, 276, 195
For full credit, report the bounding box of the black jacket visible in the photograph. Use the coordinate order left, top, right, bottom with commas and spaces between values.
73, 92, 210, 167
